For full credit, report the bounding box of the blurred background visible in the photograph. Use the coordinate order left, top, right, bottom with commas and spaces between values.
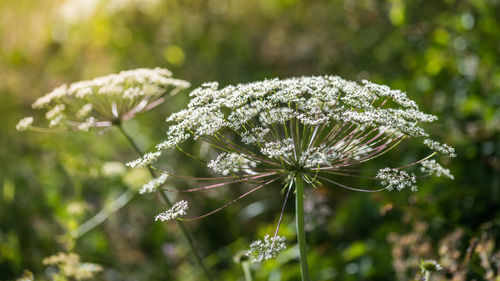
0, 0, 499, 280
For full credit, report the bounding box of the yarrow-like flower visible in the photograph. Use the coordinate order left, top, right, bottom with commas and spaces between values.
130, 75, 455, 262
424, 139, 457, 158
246, 235, 287, 263
154, 200, 188, 221
125, 151, 161, 168
376, 168, 417, 191
16, 117, 34, 131
139, 174, 168, 194
420, 159, 454, 179
207, 152, 259, 175
17, 68, 190, 132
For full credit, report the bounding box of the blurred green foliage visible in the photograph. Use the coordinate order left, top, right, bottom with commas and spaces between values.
0, 0, 499, 280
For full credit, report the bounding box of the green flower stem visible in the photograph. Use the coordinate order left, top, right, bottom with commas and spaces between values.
424, 271, 431, 281
295, 173, 311, 281
242, 262, 252, 281
72, 189, 134, 238
116, 123, 214, 281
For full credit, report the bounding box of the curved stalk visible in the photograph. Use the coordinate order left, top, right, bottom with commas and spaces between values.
116, 123, 214, 281
242, 262, 253, 281
295, 173, 311, 281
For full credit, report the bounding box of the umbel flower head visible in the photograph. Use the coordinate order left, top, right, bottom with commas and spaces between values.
246, 234, 286, 263
130, 75, 455, 261
16, 68, 190, 132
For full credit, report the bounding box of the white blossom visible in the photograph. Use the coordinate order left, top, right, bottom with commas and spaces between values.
147, 75, 455, 215
207, 152, 258, 175
155, 200, 188, 221
376, 168, 417, 191
140, 174, 168, 194
126, 151, 161, 168
246, 235, 286, 263
23, 68, 190, 131
139, 75, 456, 263
261, 139, 294, 160
361, 80, 418, 108
16, 117, 33, 131
259, 107, 297, 125
424, 139, 457, 158
76, 104, 93, 119
299, 145, 338, 168
77, 117, 96, 132
157, 76, 441, 151
420, 160, 454, 179
241, 127, 270, 144
45, 104, 66, 120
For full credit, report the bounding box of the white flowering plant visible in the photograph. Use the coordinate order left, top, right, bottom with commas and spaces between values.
16, 68, 215, 281
129, 75, 455, 280
16, 68, 190, 132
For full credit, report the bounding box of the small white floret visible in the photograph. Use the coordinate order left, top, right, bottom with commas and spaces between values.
16, 117, 34, 131
140, 174, 168, 194
155, 200, 188, 221
420, 159, 454, 179
424, 139, 457, 158
376, 168, 417, 191
126, 151, 161, 168
246, 235, 286, 263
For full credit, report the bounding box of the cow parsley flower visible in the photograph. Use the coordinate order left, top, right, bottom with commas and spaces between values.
207, 152, 258, 175
125, 151, 161, 168
17, 68, 190, 132
130, 75, 455, 266
424, 139, 457, 158
16, 117, 34, 131
246, 235, 286, 263
420, 159, 454, 179
376, 168, 417, 191
155, 200, 188, 221
140, 174, 168, 194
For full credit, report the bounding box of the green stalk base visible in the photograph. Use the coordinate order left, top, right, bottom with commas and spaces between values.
295, 173, 311, 281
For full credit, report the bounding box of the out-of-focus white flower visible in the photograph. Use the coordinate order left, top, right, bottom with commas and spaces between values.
16, 117, 33, 131
139, 174, 168, 194
424, 139, 457, 158
155, 200, 188, 221
19, 68, 190, 132
420, 159, 454, 179
126, 151, 161, 168
246, 235, 286, 263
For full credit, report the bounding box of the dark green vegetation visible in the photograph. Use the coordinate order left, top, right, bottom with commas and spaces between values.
1, 0, 498, 280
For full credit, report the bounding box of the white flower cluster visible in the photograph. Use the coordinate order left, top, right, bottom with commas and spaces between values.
424, 139, 457, 158
139, 174, 168, 194
136, 75, 455, 194
16, 117, 33, 131
246, 235, 286, 263
207, 152, 258, 175
156, 76, 448, 154
154, 200, 188, 222
376, 168, 417, 191
420, 160, 454, 179
76, 117, 96, 132
125, 151, 161, 168
20, 68, 190, 131
299, 144, 338, 168
261, 138, 294, 160
241, 127, 270, 144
